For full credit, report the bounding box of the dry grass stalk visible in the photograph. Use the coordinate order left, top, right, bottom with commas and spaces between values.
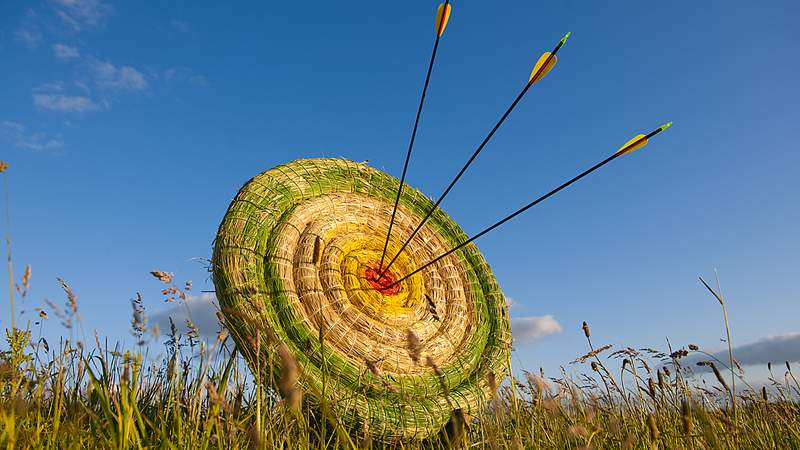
698, 361, 730, 394
574, 344, 613, 364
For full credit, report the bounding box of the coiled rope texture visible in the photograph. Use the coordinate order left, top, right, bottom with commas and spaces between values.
213, 158, 511, 440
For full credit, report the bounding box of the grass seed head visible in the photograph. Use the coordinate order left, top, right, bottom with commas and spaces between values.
247, 424, 264, 450
405, 329, 422, 364
487, 370, 497, 397
568, 424, 589, 439
444, 409, 466, 445
365, 358, 381, 377
681, 400, 694, 435
360, 421, 372, 449
621, 434, 635, 450
647, 414, 660, 441
150, 271, 174, 284
22, 265, 31, 290
699, 361, 730, 393
312, 236, 323, 265
277, 343, 301, 411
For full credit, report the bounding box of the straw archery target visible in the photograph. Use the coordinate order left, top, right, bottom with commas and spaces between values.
213, 158, 511, 440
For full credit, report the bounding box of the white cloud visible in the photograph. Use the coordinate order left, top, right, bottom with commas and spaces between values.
684, 332, 800, 371
90, 60, 148, 91
33, 93, 101, 112
511, 315, 563, 344
52, 43, 80, 60
150, 293, 223, 338
0, 121, 64, 152
164, 66, 209, 86
51, 0, 111, 31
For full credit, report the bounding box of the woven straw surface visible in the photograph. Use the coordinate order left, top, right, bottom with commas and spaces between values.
213, 158, 511, 440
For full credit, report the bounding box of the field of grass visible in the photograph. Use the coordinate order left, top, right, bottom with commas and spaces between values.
2, 267, 799, 449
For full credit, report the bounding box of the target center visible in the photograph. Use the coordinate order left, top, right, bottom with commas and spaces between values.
364, 265, 401, 296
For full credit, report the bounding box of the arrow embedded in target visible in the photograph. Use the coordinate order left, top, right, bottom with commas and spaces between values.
377, 31, 572, 281
379, 1, 453, 273
386, 122, 673, 288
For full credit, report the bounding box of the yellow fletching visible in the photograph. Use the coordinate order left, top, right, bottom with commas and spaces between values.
435, 3, 451, 37
616, 134, 649, 155
529, 52, 557, 84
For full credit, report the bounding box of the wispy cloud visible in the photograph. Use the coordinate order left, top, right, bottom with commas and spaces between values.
33, 93, 102, 113
164, 66, 209, 86
33, 81, 66, 93
170, 19, 190, 33
89, 60, 149, 91
51, 0, 112, 31
684, 332, 800, 372
150, 294, 223, 338
511, 315, 563, 344
15, 10, 43, 49
15, 28, 43, 49
52, 43, 80, 60
0, 121, 64, 151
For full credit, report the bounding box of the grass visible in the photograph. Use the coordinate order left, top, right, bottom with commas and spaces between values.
1, 161, 799, 448
1, 270, 799, 449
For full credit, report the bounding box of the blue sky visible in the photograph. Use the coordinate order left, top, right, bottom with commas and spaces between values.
2, 0, 799, 377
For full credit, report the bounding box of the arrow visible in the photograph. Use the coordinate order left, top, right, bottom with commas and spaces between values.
385, 122, 673, 288
378, 1, 453, 272
377, 32, 571, 281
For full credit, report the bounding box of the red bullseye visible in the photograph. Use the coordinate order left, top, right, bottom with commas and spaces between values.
364, 265, 401, 295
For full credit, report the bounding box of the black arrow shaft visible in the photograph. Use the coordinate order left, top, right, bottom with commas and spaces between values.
387, 130, 660, 288
379, 37, 565, 280
379, 0, 450, 271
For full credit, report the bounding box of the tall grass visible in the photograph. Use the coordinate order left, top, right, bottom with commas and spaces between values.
2, 268, 798, 449
1, 163, 799, 448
